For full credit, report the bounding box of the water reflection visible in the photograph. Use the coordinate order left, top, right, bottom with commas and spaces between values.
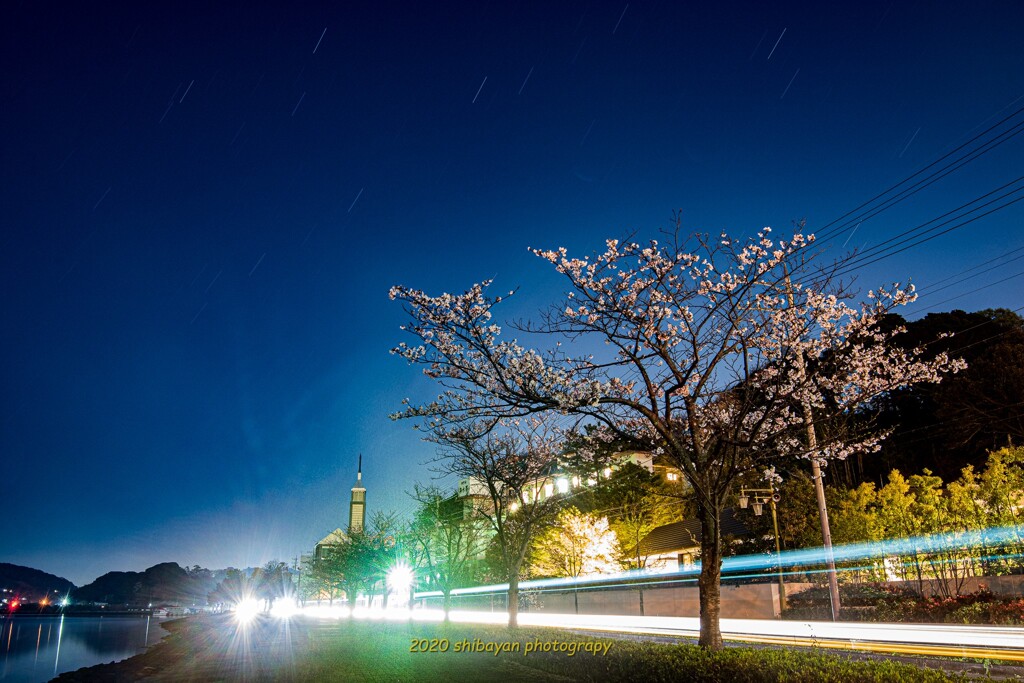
52, 616, 64, 677
0, 616, 166, 683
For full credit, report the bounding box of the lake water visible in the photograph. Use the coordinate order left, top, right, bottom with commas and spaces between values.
0, 615, 167, 683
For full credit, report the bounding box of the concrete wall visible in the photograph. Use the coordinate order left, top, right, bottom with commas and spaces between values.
425, 582, 782, 619
418, 575, 1024, 619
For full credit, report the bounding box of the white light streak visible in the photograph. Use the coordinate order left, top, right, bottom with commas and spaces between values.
612, 4, 629, 34
313, 27, 327, 54
780, 68, 799, 99
518, 66, 534, 95
347, 187, 364, 212
472, 77, 488, 104
290, 604, 1024, 658
766, 28, 787, 61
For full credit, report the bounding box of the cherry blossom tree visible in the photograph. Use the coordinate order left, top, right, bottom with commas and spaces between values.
390, 225, 961, 647
530, 507, 622, 578
426, 418, 564, 627
407, 483, 488, 618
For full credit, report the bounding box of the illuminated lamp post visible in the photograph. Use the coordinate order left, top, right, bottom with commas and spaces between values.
739, 487, 787, 612
387, 563, 415, 608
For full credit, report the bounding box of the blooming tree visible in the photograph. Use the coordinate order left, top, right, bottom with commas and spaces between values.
426, 418, 564, 627
407, 483, 489, 618
531, 507, 622, 578
391, 225, 961, 647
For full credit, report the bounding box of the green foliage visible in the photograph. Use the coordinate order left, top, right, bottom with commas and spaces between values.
305, 512, 403, 605
408, 484, 489, 605
572, 462, 688, 569
529, 506, 621, 578
294, 621, 965, 683
768, 449, 1024, 587
785, 584, 1024, 625
85, 615, 965, 682
741, 471, 821, 552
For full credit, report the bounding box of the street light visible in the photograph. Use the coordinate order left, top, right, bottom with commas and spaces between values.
739, 487, 787, 611
388, 563, 414, 595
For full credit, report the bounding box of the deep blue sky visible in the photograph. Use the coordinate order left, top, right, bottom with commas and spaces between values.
2, 1, 1022, 586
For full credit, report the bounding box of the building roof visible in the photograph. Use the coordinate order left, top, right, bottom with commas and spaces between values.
316, 528, 347, 547
637, 508, 750, 556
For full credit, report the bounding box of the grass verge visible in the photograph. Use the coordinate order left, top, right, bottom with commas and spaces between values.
54, 614, 973, 682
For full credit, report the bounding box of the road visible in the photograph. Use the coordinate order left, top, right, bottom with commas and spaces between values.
392, 609, 1024, 662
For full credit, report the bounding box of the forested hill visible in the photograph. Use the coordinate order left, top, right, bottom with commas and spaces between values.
848, 307, 1024, 486
73, 562, 221, 606
0, 563, 76, 600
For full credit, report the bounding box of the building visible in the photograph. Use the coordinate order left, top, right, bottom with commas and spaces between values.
349, 454, 366, 534
313, 457, 368, 561
509, 450, 684, 506
314, 528, 347, 561
636, 508, 750, 571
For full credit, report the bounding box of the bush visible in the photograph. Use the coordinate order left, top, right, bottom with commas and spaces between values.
783, 583, 1024, 625
508, 630, 963, 682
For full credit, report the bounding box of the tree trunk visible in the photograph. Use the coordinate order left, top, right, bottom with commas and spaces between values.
443, 589, 452, 621
507, 572, 519, 628
697, 498, 723, 649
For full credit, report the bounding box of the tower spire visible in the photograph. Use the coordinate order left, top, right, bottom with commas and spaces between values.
349, 454, 366, 534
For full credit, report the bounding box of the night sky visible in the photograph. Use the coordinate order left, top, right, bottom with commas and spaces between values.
3, 2, 1022, 586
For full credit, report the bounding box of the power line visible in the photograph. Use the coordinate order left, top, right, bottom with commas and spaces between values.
915, 304, 1024, 344
916, 245, 1024, 295
811, 105, 1024, 243
820, 121, 1024, 246
913, 268, 1024, 314
811, 191, 1024, 285
837, 176, 1024, 268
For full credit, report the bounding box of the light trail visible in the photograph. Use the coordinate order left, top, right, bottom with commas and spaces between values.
289, 605, 1024, 662
284, 527, 1024, 661
414, 525, 1024, 600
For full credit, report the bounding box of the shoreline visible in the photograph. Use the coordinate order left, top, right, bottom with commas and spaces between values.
51, 617, 185, 682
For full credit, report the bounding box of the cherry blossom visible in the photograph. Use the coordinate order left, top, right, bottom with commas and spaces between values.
391, 225, 961, 647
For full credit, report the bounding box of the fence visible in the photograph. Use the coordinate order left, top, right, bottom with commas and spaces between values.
417, 574, 1024, 619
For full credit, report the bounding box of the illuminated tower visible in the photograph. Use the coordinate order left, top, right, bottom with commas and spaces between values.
349, 454, 366, 534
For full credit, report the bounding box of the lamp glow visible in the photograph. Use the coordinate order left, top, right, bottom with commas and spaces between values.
270, 600, 298, 619
388, 563, 415, 595
234, 597, 260, 623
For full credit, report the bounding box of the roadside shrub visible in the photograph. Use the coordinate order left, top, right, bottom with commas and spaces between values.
511, 630, 964, 682
784, 583, 1024, 625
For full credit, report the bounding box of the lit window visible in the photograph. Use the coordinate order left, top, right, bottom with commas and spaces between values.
571, 476, 580, 487
544, 483, 554, 497
586, 477, 597, 486
603, 467, 613, 478
509, 501, 520, 512
556, 478, 569, 494
667, 472, 679, 481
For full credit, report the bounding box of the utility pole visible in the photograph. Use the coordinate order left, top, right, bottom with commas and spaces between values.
783, 269, 841, 620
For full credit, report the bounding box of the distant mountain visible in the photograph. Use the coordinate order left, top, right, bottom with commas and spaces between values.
0, 563, 76, 601
74, 562, 217, 607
